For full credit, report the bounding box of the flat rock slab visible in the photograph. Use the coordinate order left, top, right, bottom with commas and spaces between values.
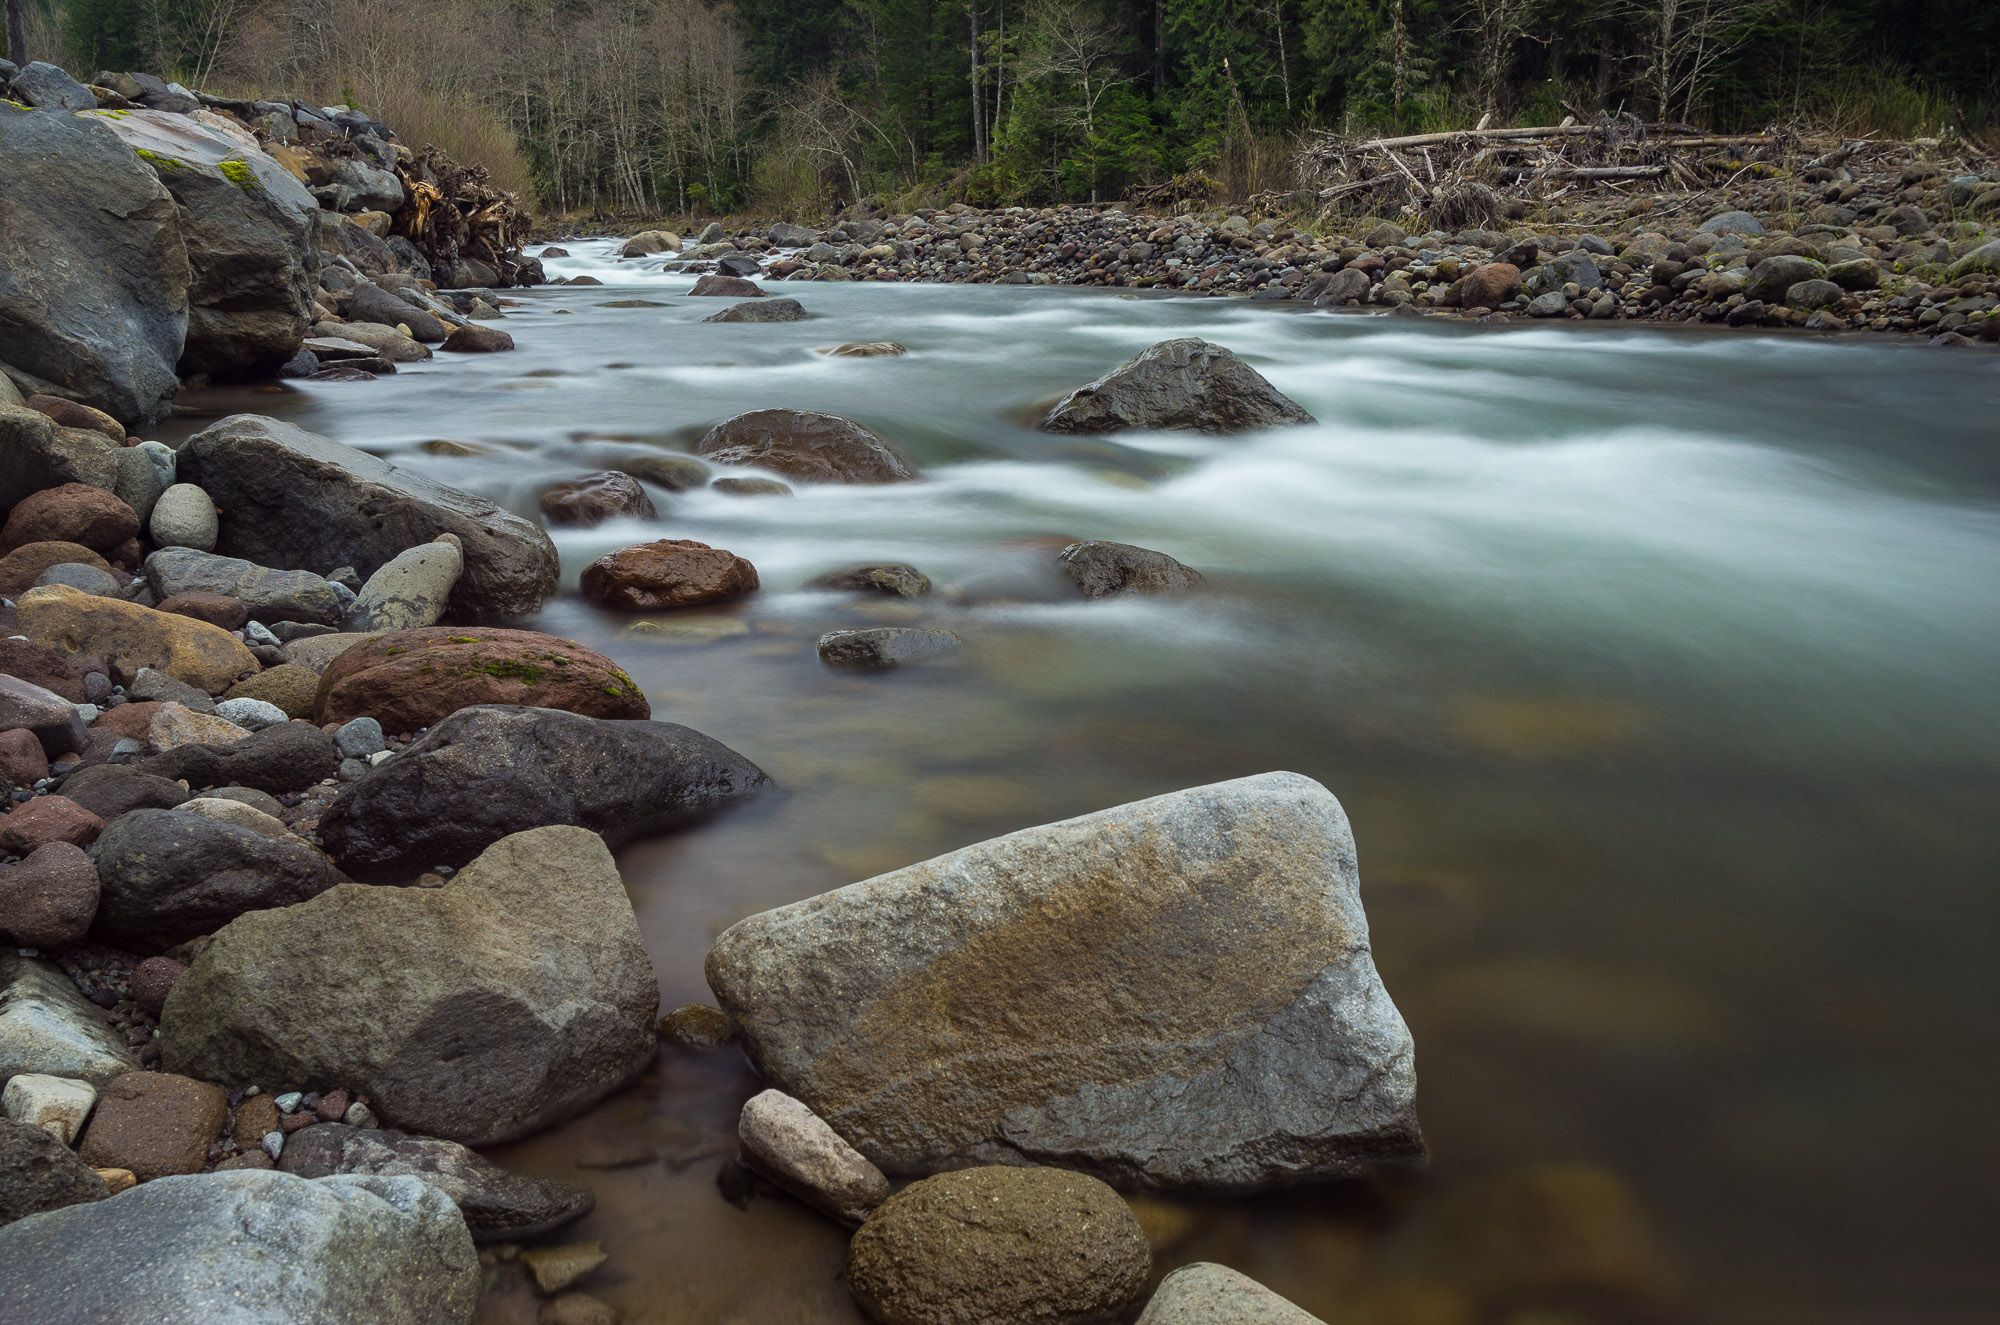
0, 955, 138, 1085
706, 772, 1423, 1190
0, 1170, 478, 1325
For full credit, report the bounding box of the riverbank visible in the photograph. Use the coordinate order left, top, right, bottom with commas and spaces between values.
557, 139, 2000, 346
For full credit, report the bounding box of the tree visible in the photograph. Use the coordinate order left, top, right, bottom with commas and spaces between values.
7, 0, 27, 66
1608, 0, 1777, 121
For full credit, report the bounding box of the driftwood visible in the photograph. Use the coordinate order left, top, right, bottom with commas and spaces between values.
1294, 115, 1789, 226
392, 146, 536, 286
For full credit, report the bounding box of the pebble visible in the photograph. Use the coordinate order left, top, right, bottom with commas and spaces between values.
274, 1091, 303, 1114
261, 1129, 284, 1159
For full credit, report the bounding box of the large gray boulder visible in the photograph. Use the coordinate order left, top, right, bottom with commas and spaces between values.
0, 954, 138, 1086
707, 772, 1423, 1190
1041, 338, 1314, 435
161, 827, 660, 1145
0, 1170, 479, 1325
279, 1123, 593, 1243
8, 62, 95, 110
177, 415, 558, 622
0, 106, 187, 427
89, 808, 347, 951
143, 547, 343, 625
94, 110, 320, 376
318, 704, 769, 880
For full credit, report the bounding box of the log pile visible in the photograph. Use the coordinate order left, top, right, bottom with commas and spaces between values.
393, 146, 537, 288
1288, 114, 1793, 226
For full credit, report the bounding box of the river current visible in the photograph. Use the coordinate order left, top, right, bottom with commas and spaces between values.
169, 239, 2000, 1323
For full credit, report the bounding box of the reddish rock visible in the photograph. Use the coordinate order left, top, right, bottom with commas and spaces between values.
130, 956, 188, 1018
0, 796, 105, 854
89, 701, 167, 742
0, 729, 50, 788
313, 627, 650, 731
315, 1088, 351, 1123
538, 472, 657, 528
688, 274, 762, 297
77, 1072, 229, 1182
155, 592, 251, 632
0, 542, 113, 596
0, 639, 89, 702
279, 1110, 317, 1135
580, 539, 759, 612
694, 410, 915, 484
1, 484, 140, 555
0, 841, 100, 945
25, 395, 126, 443
1460, 261, 1523, 309
107, 536, 143, 570
230, 1092, 280, 1149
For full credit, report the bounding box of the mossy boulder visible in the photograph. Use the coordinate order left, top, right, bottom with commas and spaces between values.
314, 627, 649, 732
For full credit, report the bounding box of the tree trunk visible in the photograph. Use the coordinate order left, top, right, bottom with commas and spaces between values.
1153, 0, 1165, 95
6, 0, 27, 68
969, 0, 987, 165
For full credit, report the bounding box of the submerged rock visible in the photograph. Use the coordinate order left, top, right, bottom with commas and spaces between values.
808, 564, 932, 598
539, 472, 657, 527
694, 409, 916, 484
1041, 338, 1314, 434
847, 1166, 1150, 1325
704, 297, 808, 323
317, 704, 768, 879
1136, 1264, 1327, 1324
0, 1170, 480, 1325
280, 1123, 594, 1243
1058, 540, 1203, 598
161, 827, 659, 1146
176, 415, 558, 622
707, 772, 1423, 1189
816, 627, 960, 669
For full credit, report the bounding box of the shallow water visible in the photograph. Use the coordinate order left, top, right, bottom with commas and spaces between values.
176, 242, 2000, 1322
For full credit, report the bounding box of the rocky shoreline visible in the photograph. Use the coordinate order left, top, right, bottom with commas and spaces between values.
563, 142, 2000, 346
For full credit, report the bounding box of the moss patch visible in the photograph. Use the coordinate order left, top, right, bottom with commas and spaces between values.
133, 148, 187, 172
217, 158, 260, 191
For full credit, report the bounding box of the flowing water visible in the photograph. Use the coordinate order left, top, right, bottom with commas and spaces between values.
173, 241, 2000, 1323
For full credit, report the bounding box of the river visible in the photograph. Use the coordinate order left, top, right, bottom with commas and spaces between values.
170, 239, 2000, 1323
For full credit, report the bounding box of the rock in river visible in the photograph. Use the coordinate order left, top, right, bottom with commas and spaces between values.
89, 807, 347, 952
280, 1123, 595, 1243
313, 626, 649, 730
817, 627, 960, 669
175, 415, 558, 622
0, 1170, 479, 1325
704, 297, 808, 323
162, 826, 660, 1146
539, 471, 657, 527
847, 1166, 1150, 1325
318, 704, 768, 878
1058, 540, 1203, 598
1041, 338, 1314, 434
694, 409, 916, 484
580, 539, 759, 611
1136, 1264, 1325, 1324
739, 1088, 888, 1226
706, 772, 1423, 1190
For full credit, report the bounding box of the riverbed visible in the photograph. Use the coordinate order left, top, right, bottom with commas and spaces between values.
171, 240, 2000, 1323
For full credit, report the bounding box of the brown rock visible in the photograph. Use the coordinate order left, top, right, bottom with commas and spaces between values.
1, 484, 139, 554
538, 472, 656, 528
231, 1092, 280, 1149
155, 591, 251, 632
539, 1293, 617, 1325
313, 627, 650, 730
15, 585, 259, 691
0, 542, 113, 596
442, 324, 514, 352
76, 1071, 229, 1181
848, 1167, 1151, 1325
1459, 261, 1523, 309
0, 796, 105, 854
658, 1003, 735, 1049
94, 1167, 136, 1193
88, 701, 167, 742
0, 638, 89, 701
579, 540, 758, 612
223, 664, 320, 719
146, 703, 251, 752
687, 274, 762, 297
0, 729, 50, 789
130, 955, 188, 1017
315, 1087, 350, 1122
0, 841, 100, 946
25, 396, 126, 443
694, 410, 915, 484
213, 1151, 273, 1171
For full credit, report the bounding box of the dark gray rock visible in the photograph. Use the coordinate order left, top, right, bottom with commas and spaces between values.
705, 773, 1424, 1190
177, 415, 559, 623
703, 297, 807, 323
1525, 249, 1602, 296
0, 1169, 479, 1325
162, 827, 658, 1146
0, 107, 186, 427
279, 1123, 593, 1242
816, 628, 961, 670
95, 111, 320, 376
1058, 541, 1203, 598
143, 548, 342, 625
694, 410, 915, 484
89, 807, 346, 951
808, 564, 932, 598
53, 765, 189, 820
1041, 338, 1314, 435
10, 62, 95, 110
318, 704, 769, 880
1697, 210, 1764, 236
345, 283, 446, 343
0, 1119, 107, 1228
131, 719, 341, 795
1745, 254, 1824, 303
